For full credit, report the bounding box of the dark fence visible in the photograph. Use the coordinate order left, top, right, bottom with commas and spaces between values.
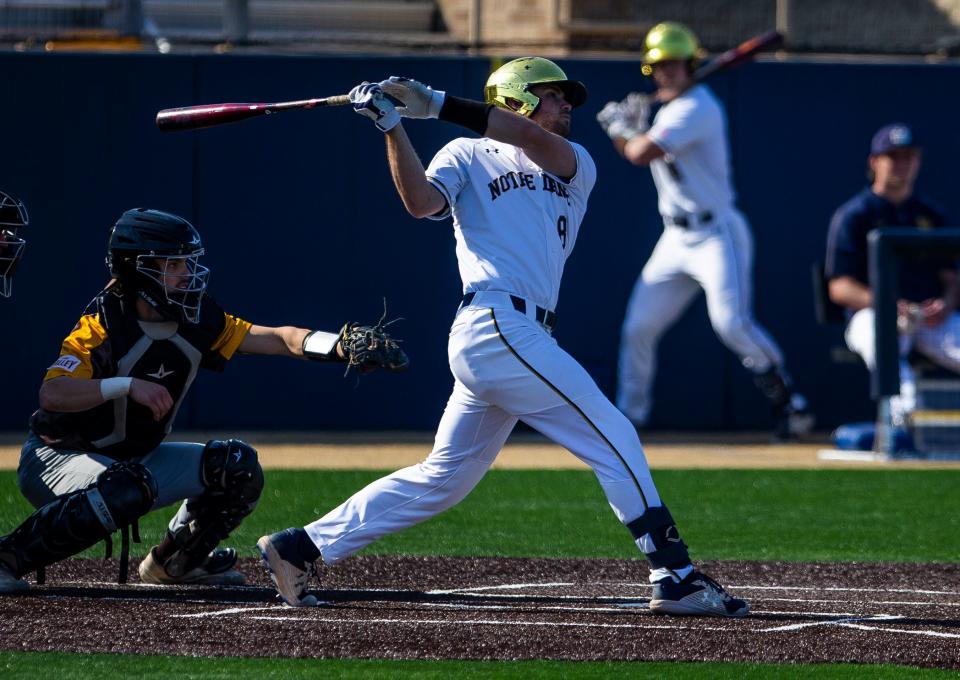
3, 52, 958, 432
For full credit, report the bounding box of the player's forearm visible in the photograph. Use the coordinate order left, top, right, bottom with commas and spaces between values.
622, 134, 666, 166
484, 107, 577, 179
38, 376, 129, 412
828, 276, 872, 311
385, 126, 445, 218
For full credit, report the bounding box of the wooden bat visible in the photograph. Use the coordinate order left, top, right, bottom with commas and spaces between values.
156, 94, 351, 132
692, 30, 784, 82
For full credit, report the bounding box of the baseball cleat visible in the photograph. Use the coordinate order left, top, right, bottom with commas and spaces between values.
257, 529, 319, 607
138, 547, 246, 586
0, 561, 28, 594
649, 571, 749, 618
775, 393, 815, 441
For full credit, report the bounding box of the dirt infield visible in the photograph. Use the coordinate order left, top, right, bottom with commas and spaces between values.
1, 556, 957, 668
3, 431, 959, 470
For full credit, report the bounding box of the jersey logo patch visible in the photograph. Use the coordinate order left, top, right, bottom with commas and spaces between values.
147, 364, 175, 379
49, 355, 81, 372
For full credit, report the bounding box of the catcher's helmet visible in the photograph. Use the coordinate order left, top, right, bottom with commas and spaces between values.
642, 22, 700, 76
107, 208, 209, 323
0, 190, 28, 299
484, 57, 587, 117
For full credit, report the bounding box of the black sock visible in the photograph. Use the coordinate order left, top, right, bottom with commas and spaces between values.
296, 528, 321, 562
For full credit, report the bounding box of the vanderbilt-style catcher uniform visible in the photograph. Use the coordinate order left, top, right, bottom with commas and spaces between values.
24, 285, 250, 509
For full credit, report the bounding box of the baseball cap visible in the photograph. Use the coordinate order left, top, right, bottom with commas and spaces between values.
870, 123, 919, 155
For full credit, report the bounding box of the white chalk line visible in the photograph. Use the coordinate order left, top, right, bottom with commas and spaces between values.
438, 582, 960, 597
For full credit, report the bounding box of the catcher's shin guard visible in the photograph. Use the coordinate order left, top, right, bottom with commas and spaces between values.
153, 439, 263, 578
0, 461, 157, 580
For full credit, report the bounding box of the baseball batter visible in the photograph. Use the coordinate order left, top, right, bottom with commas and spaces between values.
597, 23, 812, 439
258, 58, 749, 618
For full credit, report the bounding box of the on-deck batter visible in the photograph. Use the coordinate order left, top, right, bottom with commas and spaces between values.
597, 22, 813, 439
258, 57, 749, 618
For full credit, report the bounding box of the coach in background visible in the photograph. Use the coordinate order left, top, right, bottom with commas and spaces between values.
596, 22, 812, 440
0, 208, 406, 593
0, 189, 28, 298
826, 123, 960, 425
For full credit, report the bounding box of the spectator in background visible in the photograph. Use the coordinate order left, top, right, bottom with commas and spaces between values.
825, 123, 960, 424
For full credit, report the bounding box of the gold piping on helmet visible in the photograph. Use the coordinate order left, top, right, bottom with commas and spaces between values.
641, 22, 700, 76
484, 57, 587, 117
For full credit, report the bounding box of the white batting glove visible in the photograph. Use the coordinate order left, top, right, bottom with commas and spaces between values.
349, 82, 400, 132
596, 93, 651, 141
379, 76, 446, 119
620, 92, 652, 133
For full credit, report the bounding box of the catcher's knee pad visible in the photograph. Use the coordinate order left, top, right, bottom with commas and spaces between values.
625, 505, 690, 570
201, 438, 264, 504
156, 440, 263, 578
0, 461, 157, 578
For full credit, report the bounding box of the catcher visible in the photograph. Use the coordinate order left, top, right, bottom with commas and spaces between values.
0, 207, 407, 593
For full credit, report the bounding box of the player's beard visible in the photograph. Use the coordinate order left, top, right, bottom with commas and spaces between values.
542, 117, 571, 138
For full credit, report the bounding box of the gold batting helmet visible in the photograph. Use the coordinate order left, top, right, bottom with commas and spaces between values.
484, 57, 587, 117
641, 22, 699, 76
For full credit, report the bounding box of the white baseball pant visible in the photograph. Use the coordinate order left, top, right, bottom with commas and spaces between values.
306, 293, 680, 581
617, 210, 784, 425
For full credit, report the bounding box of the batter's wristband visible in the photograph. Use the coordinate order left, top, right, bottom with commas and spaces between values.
438, 95, 493, 136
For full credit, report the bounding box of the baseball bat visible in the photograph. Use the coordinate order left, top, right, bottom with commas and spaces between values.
692, 30, 784, 82
156, 94, 351, 132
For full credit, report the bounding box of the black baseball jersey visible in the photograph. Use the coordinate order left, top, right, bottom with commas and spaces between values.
29, 284, 251, 460
825, 187, 954, 303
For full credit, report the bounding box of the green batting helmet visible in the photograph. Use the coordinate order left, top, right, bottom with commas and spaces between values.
641, 22, 699, 76
484, 57, 587, 117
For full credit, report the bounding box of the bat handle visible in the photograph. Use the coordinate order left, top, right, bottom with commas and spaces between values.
324, 94, 351, 107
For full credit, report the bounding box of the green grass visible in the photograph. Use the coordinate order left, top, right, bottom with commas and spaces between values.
0, 652, 955, 679
1, 468, 958, 563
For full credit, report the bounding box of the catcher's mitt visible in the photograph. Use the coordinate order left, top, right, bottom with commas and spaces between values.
338, 318, 409, 376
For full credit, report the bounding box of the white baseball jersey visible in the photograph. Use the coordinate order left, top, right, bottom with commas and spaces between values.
306, 133, 694, 586
647, 84, 735, 218
425, 137, 596, 312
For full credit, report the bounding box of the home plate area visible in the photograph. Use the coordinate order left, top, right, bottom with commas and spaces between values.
0, 557, 957, 668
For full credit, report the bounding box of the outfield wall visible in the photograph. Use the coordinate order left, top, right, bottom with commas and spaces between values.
2, 52, 958, 432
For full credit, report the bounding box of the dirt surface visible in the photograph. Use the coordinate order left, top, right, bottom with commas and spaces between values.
3, 431, 959, 470
1, 556, 957, 668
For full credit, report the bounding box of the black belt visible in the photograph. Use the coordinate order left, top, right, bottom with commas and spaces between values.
665, 211, 713, 228
462, 292, 557, 330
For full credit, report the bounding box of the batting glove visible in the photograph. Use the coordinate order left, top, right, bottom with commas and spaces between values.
379, 76, 446, 119
596, 94, 650, 141
349, 82, 401, 132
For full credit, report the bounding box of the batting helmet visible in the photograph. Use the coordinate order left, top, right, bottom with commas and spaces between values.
0, 190, 28, 299
106, 208, 209, 323
642, 22, 700, 76
484, 57, 587, 117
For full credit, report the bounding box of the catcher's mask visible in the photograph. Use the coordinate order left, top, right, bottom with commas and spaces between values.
641, 22, 700, 76
106, 208, 209, 324
0, 190, 28, 299
484, 57, 587, 117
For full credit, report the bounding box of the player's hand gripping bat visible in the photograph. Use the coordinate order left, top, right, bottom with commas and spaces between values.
155, 94, 351, 132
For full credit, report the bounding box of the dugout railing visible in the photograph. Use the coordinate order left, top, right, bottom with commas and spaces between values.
869, 227, 960, 459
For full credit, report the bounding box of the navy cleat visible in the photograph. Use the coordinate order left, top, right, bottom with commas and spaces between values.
650, 571, 750, 618
257, 528, 319, 607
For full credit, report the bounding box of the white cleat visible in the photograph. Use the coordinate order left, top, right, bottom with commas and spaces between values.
257, 529, 319, 607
